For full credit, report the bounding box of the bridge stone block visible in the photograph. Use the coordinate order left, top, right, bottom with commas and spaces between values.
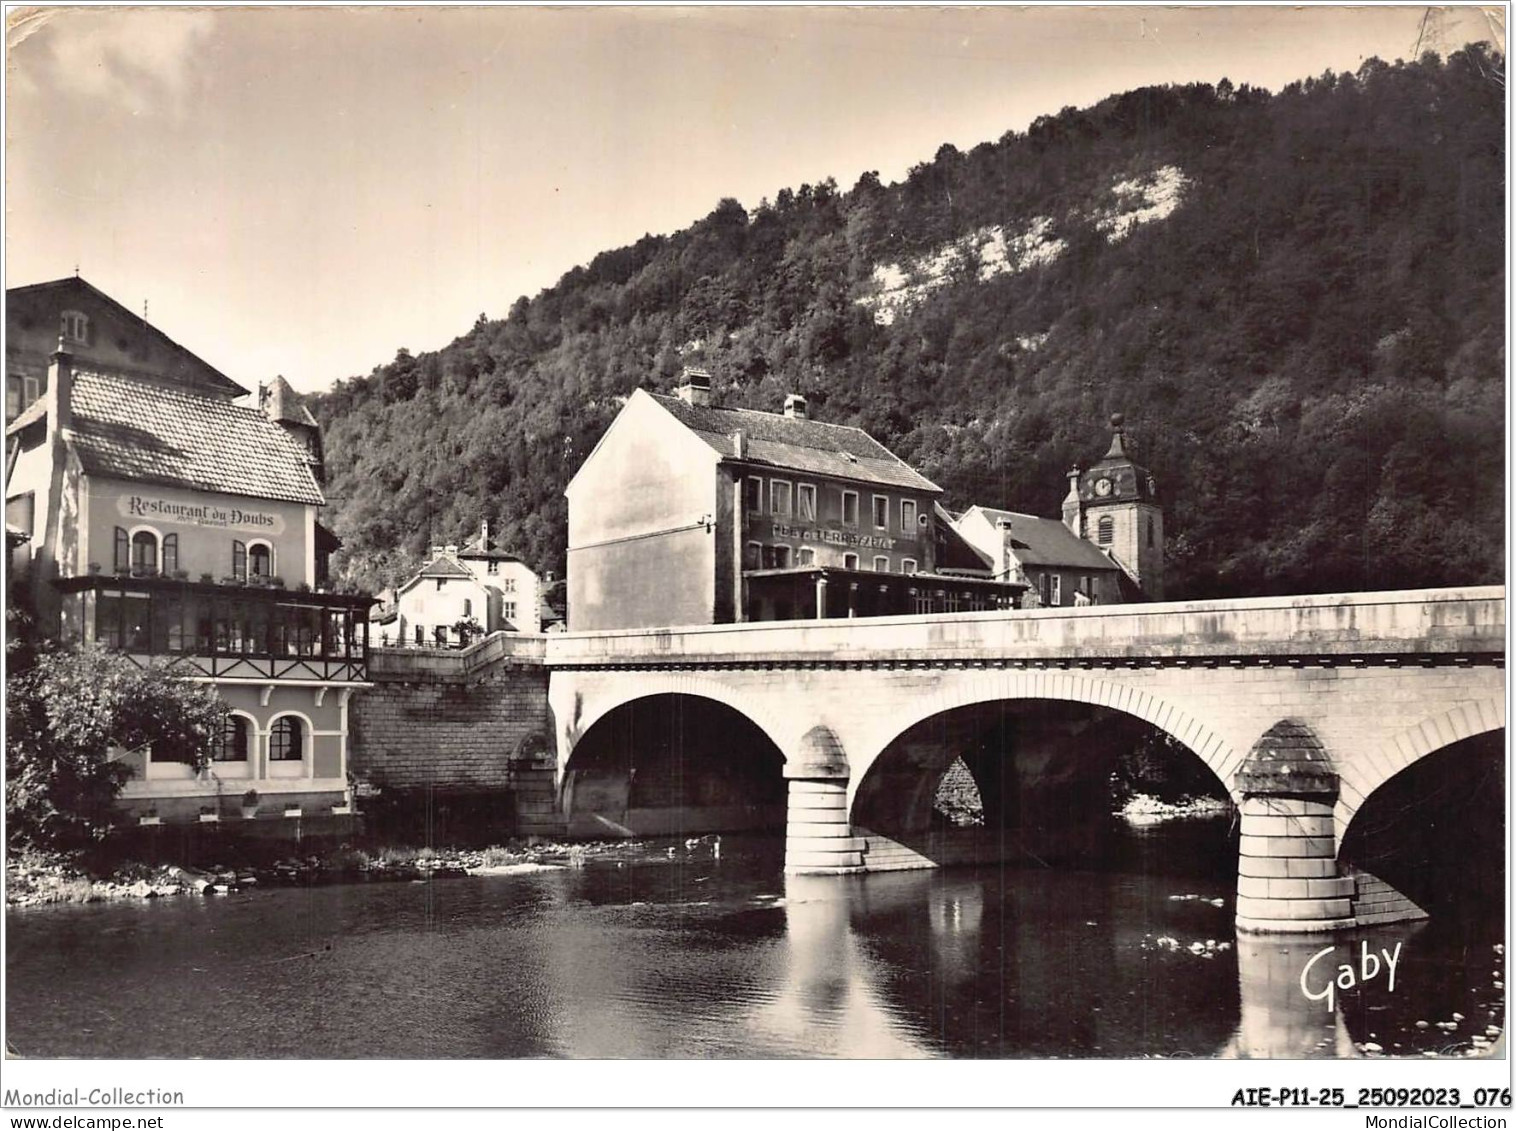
1239, 813, 1335, 838
784, 778, 862, 876
1239, 833, 1336, 859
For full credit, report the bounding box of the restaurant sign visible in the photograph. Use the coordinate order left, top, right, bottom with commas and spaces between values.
769, 521, 897, 550
119, 494, 286, 535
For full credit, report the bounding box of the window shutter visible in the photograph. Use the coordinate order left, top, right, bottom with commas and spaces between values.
114, 527, 129, 573
232, 540, 246, 580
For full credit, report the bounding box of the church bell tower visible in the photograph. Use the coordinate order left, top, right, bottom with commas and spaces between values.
1064, 413, 1164, 600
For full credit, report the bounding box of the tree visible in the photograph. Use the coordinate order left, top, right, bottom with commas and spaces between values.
6, 646, 228, 850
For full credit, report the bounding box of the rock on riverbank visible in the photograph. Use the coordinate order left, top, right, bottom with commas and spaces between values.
5, 840, 651, 907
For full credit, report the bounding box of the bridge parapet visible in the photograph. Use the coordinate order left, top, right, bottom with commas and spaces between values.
545, 587, 1504, 667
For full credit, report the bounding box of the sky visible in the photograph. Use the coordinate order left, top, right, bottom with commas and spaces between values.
5, 4, 1505, 395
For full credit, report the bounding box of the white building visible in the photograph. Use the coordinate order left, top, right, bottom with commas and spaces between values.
386, 522, 540, 646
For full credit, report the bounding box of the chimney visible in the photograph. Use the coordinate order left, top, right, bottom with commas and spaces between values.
675, 367, 712, 407
731, 429, 747, 460
480, 518, 490, 550
430, 545, 445, 558
783, 393, 808, 420
1062, 465, 1082, 533
444, 543, 458, 557
47, 335, 73, 437
995, 517, 1015, 580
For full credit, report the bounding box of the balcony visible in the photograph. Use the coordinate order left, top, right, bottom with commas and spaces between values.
53, 573, 375, 682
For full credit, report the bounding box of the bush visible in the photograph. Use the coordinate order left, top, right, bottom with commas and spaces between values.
5, 645, 228, 850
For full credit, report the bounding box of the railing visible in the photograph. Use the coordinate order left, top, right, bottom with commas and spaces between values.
546, 586, 1507, 667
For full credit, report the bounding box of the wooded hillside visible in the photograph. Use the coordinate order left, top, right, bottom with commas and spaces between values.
311, 48, 1505, 600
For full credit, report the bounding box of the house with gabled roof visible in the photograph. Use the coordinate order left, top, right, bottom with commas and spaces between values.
948, 415, 1165, 606
386, 521, 542, 647
4, 276, 373, 828
564, 369, 1025, 630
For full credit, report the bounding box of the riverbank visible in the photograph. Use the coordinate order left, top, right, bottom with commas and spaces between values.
1117, 793, 1232, 821
4, 838, 683, 908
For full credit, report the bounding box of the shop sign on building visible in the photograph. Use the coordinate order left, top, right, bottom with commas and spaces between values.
119, 494, 286, 535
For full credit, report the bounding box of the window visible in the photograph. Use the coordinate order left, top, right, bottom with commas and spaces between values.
434, 625, 448, 646
762, 544, 793, 569
913, 592, 933, 615
436, 579, 445, 592
130, 530, 158, 575
161, 534, 178, 575
487, 560, 498, 575
269, 717, 303, 762
1147, 516, 1155, 548
462, 599, 472, 617
744, 477, 762, 514
501, 577, 516, 593
797, 547, 815, 565
503, 601, 517, 623
247, 543, 271, 579
945, 591, 961, 613
744, 542, 762, 570
1051, 575, 1062, 606
872, 495, 889, 529
797, 484, 816, 522
841, 491, 859, 528
770, 480, 792, 517
1097, 516, 1114, 546
901, 499, 917, 533
216, 716, 249, 762
414, 626, 424, 645
901, 558, 917, 575
232, 540, 247, 580
872, 555, 889, 572
5, 379, 17, 421
843, 553, 859, 570
60, 310, 90, 344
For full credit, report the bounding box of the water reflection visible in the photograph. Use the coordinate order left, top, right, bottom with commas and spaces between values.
1226, 934, 1356, 1058
739, 875, 931, 1057
5, 828, 1502, 1059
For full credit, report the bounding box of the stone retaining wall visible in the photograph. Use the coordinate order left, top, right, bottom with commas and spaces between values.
350, 634, 562, 836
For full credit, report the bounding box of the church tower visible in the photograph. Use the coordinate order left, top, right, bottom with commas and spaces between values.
1063, 413, 1164, 600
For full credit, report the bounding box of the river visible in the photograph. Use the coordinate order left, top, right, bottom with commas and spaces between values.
5, 819, 1503, 1059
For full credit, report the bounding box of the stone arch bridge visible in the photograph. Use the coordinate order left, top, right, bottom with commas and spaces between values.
544, 587, 1504, 934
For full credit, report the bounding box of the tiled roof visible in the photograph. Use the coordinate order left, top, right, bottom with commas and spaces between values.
416, 556, 474, 580
649, 393, 940, 494
65, 370, 325, 505
967, 507, 1120, 571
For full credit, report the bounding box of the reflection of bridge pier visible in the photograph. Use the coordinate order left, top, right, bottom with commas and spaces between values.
547, 588, 1505, 934
738, 874, 931, 1057
1225, 934, 1354, 1058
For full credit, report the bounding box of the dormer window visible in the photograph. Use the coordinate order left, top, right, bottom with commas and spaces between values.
60, 310, 91, 345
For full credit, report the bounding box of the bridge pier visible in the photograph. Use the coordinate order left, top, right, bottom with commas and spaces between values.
1234, 721, 1356, 934
784, 726, 864, 874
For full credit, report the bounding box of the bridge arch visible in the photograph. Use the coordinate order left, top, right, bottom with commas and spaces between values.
1336, 696, 1506, 843
851, 670, 1238, 803
558, 679, 793, 839
560, 672, 797, 769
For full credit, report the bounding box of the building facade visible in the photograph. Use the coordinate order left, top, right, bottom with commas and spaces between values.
565, 370, 1024, 630
384, 525, 541, 647
5, 277, 371, 825
948, 415, 1164, 607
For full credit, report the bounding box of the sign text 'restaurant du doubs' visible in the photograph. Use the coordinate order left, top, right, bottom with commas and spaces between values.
120, 494, 286, 535
769, 521, 897, 550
